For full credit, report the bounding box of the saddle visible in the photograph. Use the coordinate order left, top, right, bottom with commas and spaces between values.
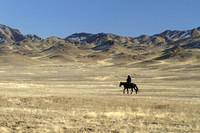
126, 82, 132, 86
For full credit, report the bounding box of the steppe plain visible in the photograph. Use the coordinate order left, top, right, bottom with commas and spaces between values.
0, 54, 199, 133
0, 24, 200, 132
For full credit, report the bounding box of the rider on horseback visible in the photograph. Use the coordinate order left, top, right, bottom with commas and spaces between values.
119, 75, 138, 94
127, 75, 131, 85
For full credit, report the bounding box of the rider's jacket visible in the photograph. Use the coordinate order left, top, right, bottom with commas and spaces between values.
127, 76, 131, 83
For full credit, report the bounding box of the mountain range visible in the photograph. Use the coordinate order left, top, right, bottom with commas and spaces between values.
0, 24, 200, 65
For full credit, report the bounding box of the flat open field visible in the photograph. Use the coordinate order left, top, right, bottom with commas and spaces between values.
0, 56, 200, 132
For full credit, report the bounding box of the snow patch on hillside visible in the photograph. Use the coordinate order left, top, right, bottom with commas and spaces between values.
167, 33, 177, 39
69, 36, 87, 41
179, 32, 191, 39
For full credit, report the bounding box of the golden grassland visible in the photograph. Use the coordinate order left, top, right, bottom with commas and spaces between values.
0, 60, 199, 132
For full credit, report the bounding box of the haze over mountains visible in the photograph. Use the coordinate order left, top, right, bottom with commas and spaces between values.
0, 24, 200, 65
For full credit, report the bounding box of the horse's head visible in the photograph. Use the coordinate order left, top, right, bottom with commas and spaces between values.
119, 82, 122, 87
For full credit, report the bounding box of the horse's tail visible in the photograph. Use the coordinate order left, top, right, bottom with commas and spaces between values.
135, 84, 139, 94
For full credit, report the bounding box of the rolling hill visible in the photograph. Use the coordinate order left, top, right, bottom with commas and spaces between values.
0, 24, 200, 65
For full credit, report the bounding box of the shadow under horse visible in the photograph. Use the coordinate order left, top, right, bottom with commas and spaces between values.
119, 82, 139, 94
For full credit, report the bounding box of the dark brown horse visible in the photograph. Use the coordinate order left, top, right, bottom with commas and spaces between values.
119, 82, 139, 94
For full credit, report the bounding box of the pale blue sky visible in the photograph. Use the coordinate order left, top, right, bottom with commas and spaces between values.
0, 0, 199, 38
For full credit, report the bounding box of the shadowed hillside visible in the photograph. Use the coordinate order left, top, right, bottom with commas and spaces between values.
0, 24, 200, 65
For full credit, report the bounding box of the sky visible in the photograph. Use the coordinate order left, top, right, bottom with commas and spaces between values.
0, 0, 200, 38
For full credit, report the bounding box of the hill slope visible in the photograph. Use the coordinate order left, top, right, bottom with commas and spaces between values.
0, 24, 200, 65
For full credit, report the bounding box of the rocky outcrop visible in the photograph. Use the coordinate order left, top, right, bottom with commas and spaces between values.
191, 29, 200, 37
25, 34, 41, 40
0, 24, 26, 43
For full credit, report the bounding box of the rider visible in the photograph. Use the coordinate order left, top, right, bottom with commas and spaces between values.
127, 75, 131, 85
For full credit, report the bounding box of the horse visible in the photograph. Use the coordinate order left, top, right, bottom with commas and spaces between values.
119, 82, 139, 94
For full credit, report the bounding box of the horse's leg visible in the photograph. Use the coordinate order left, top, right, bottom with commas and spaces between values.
123, 87, 127, 94
127, 88, 129, 94
135, 85, 138, 94
131, 88, 133, 94
132, 87, 135, 94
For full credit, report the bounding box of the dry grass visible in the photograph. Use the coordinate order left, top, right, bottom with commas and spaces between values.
0, 96, 199, 133
0, 57, 199, 132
